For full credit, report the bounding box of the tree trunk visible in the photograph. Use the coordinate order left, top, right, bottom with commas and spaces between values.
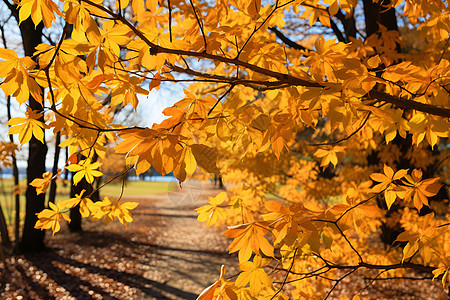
68, 177, 94, 232
6, 95, 21, 246
362, 0, 398, 36
48, 132, 61, 204
18, 18, 47, 253
68, 152, 100, 232
362, 0, 401, 53
0, 202, 12, 250
1, 20, 22, 247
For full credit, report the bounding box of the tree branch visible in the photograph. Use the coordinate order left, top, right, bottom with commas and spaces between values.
269, 27, 307, 51
329, 16, 346, 43
67, 0, 450, 119
188, 0, 207, 52
368, 90, 450, 118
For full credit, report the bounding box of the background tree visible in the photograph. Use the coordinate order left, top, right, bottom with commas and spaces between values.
0, 1, 49, 252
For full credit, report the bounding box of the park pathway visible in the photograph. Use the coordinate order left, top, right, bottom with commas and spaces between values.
128, 180, 238, 299
0, 180, 238, 300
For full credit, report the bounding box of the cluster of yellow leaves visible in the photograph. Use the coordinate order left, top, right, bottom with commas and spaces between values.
116, 127, 220, 181
235, 256, 272, 297
18, 0, 62, 28
197, 257, 274, 299
433, 259, 450, 289
196, 192, 226, 227
35, 189, 139, 235
30, 171, 53, 195
59, 190, 95, 217
91, 196, 138, 226
314, 146, 346, 168
370, 165, 409, 209
0, 48, 42, 104
370, 165, 442, 211
0, 142, 18, 168
194, 164, 445, 297
400, 169, 442, 210
2, 0, 449, 298
197, 265, 237, 300
65, 158, 103, 185
6, 107, 46, 145
396, 209, 450, 288
35, 202, 70, 235
224, 222, 274, 263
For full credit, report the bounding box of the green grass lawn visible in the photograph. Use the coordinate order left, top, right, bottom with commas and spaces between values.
101, 180, 176, 197
0, 178, 176, 226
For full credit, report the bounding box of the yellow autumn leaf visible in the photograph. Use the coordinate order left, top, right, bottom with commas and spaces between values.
173, 145, 197, 182
314, 146, 345, 168
18, 0, 62, 28
35, 202, 71, 235
65, 158, 103, 185
401, 169, 442, 210
59, 190, 95, 218
196, 192, 227, 227
224, 222, 274, 263
30, 171, 53, 195
191, 144, 220, 174
0, 48, 42, 104
91, 196, 138, 227
197, 265, 237, 300
433, 261, 450, 289
235, 255, 272, 297
6, 107, 46, 145
370, 164, 408, 209
367, 55, 381, 69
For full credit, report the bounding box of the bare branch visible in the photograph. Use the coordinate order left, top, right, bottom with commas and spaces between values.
188, 0, 207, 52
269, 26, 307, 51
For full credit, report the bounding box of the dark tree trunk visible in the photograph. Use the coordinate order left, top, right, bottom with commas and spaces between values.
362, 0, 401, 53
68, 204, 83, 232
63, 142, 69, 187
48, 132, 61, 204
0, 203, 12, 250
6, 95, 21, 246
336, 10, 357, 41
1, 20, 22, 247
68, 154, 97, 232
362, 0, 398, 36
68, 178, 94, 232
68, 179, 83, 232
19, 134, 48, 252
18, 18, 47, 253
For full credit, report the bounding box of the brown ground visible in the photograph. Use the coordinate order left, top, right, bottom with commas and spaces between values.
0, 181, 238, 299
0, 181, 448, 299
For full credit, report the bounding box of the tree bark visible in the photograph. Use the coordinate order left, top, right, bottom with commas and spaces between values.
48, 132, 61, 204
6, 95, 21, 246
362, 0, 398, 36
68, 178, 94, 232
17, 18, 48, 253
0, 202, 12, 250
362, 0, 401, 54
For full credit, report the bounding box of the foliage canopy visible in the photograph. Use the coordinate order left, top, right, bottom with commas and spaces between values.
1, 0, 450, 297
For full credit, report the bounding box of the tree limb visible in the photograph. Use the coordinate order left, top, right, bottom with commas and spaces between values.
269, 26, 307, 51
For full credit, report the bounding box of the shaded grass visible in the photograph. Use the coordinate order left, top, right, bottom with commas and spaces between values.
101, 180, 176, 197
0, 178, 176, 226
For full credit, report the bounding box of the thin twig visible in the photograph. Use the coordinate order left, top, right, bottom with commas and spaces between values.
168, 0, 173, 43
189, 0, 207, 52
309, 112, 371, 146
208, 84, 235, 115
324, 268, 357, 300
271, 247, 299, 299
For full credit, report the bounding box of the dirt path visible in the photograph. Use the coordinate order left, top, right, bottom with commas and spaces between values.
0, 181, 238, 299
